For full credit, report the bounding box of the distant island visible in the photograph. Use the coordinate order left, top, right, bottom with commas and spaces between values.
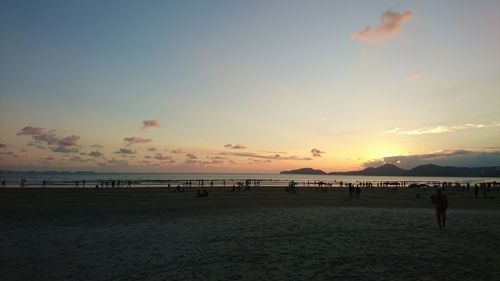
280, 164, 500, 177
280, 168, 326, 175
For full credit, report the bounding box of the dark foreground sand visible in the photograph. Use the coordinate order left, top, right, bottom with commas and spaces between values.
1, 187, 499, 281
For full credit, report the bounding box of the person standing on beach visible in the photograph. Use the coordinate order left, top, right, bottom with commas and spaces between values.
348, 183, 354, 198
431, 189, 448, 229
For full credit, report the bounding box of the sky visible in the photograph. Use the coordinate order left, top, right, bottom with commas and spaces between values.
0, 0, 499, 173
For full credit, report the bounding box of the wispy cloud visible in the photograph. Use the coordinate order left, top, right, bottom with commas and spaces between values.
385, 122, 500, 136
123, 137, 152, 146
353, 10, 413, 42
142, 120, 160, 129
407, 70, 423, 81
219, 151, 311, 161
0, 143, 7, 148
148, 147, 157, 151
311, 148, 325, 157
364, 149, 500, 169
171, 148, 183, 153
91, 144, 103, 148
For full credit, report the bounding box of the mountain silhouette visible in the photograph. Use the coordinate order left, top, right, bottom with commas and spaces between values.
340, 164, 406, 176
281, 164, 500, 177
280, 167, 326, 175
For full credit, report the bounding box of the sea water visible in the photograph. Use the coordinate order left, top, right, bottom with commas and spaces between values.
0, 171, 498, 187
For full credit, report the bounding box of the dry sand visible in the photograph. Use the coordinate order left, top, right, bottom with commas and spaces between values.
1, 187, 499, 281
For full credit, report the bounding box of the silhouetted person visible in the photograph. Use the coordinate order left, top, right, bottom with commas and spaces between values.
1, 179, 5, 186
75, 180, 79, 188
355, 186, 361, 199
348, 183, 354, 198
82, 180, 86, 188
474, 184, 479, 198
42, 179, 46, 188
431, 189, 448, 229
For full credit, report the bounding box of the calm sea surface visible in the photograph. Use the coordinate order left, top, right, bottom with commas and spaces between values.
1, 171, 499, 187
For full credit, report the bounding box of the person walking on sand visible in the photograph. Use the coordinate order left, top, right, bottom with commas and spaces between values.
431, 189, 448, 229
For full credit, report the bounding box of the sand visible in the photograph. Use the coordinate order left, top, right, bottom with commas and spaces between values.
1, 187, 499, 281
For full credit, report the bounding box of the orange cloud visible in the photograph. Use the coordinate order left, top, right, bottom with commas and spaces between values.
353, 10, 413, 42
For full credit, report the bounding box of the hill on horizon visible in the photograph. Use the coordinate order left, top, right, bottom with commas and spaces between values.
281, 163, 500, 177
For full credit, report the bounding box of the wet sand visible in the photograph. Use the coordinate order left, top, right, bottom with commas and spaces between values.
1, 187, 499, 280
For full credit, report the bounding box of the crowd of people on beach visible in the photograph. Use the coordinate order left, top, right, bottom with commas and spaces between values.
1, 177, 498, 198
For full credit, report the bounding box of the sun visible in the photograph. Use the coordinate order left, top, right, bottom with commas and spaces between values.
367, 145, 403, 160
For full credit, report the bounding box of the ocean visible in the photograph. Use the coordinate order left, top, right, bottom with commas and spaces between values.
1, 171, 499, 188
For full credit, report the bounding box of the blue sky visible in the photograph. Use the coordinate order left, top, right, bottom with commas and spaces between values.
1, 0, 499, 172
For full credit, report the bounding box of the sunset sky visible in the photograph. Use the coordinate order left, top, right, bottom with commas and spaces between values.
1, 0, 499, 172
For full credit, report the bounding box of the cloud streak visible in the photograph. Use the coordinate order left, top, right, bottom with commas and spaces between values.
353, 10, 413, 42
219, 151, 312, 161
385, 122, 500, 136
123, 137, 152, 146
224, 144, 247, 149
51, 146, 79, 153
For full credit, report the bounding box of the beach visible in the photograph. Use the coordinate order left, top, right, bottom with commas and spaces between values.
1, 187, 499, 281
